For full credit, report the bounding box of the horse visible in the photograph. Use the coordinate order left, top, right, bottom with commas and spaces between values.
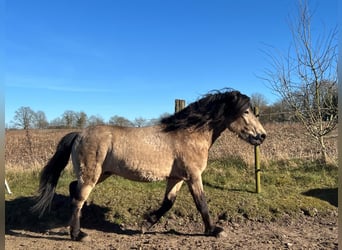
31, 89, 266, 241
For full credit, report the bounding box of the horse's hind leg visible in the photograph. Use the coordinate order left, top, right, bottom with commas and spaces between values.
69, 167, 104, 241
69, 183, 95, 241
142, 178, 183, 232
68, 171, 111, 241
69, 172, 110, 205
69, 180, 78, 201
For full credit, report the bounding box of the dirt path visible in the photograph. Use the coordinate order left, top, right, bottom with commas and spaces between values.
6, 214, 337, 250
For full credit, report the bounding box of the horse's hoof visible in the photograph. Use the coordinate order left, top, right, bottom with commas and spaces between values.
214, 228, 227, 238
206, 226, 227, 238
71, 231, 91, 242
140, 220, 153, 234
141, 213, 158, 234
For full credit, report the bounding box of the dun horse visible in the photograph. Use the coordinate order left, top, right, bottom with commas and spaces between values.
32, 89, 266, 241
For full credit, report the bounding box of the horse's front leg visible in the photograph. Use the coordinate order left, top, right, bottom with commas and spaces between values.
142, 178, 184, 232
187, 176, 226, 237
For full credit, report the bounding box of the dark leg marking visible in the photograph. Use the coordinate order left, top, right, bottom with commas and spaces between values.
187, 178, 225, 237
142, 179, 183, 232
68, 183, 92, 241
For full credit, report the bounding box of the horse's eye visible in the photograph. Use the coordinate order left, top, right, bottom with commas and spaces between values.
244, 110, 249, 114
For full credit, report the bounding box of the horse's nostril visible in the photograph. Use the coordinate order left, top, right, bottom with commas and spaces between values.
260, 134, 266, 140
256, 133, 266, 141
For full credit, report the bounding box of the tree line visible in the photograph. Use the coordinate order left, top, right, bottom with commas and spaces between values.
9, 85, 337, 130
9, 107, 169, 129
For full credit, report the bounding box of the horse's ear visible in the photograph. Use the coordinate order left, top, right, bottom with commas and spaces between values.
228, 91, 250, 117
233, 92, 239, 102
229, 91, 240, 106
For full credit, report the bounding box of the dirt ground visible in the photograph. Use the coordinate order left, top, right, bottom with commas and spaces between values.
5, 213, 337, 250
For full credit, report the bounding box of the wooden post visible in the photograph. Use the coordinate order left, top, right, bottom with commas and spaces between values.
254, 106, 261, 193
175, 99, 185, 113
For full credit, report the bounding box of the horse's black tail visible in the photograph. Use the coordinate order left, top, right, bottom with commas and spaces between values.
31, 132, 80, 217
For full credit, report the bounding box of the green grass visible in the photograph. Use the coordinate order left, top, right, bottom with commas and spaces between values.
5, 159, 338, 231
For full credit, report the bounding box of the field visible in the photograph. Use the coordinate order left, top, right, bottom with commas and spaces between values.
5, 123, 338, 249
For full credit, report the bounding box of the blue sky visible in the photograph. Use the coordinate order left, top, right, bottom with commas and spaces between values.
5, 0, 338, 125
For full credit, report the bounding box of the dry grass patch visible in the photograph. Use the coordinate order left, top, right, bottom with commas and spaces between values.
5, 123, 337, 171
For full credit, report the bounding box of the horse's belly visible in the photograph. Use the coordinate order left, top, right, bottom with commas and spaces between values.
105, 158, 173, 182
114, 168, 167, 182
104, 132, 176, 182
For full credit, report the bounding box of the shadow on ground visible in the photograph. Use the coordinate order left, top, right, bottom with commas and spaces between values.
302, 188, 337, 207
5, 194, 140, 236
6, 194, 206, 241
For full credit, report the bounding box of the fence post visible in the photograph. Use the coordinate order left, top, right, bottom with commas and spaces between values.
254, 106, 261, 193
175, 99, 186, 113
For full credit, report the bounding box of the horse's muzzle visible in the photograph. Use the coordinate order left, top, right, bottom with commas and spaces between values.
248, 133, 266, 145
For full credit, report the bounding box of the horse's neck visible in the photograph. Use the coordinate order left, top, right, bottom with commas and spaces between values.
179, 123, 227, 149
209, 123, 228, 145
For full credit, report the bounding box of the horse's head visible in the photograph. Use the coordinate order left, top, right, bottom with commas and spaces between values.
226, 92, 266, 146
228, 106, 266, 145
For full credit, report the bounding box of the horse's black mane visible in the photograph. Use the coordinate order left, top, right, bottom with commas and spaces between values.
161, 89, 251, 132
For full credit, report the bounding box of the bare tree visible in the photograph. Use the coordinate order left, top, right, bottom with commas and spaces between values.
87, 115, 105, 126
12, 106, 36, 155
108, 115, 132, 127
12, 106, 36, 129
49, 117, 64, 128
62, 110, 78, 128
34, 110, 49, 129
133, 117, 147, 127
263, 0, 337, 163
75, 111, 88, 129
250, 93, 268, 111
